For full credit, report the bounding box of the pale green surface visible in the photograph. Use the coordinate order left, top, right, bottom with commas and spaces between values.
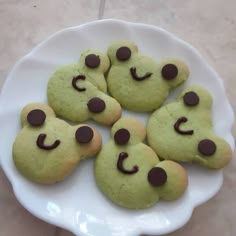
47, 52, 122, 125
107, 41, 190, 112
13, 103, 102, 184
147, 86, 232, 169
95, 117, 188, 209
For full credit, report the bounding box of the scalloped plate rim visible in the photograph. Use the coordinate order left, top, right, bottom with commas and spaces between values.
0, 19, 234, 236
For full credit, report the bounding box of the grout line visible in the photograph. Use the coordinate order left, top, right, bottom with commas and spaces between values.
53, 226, 61, 236
98, 0, 106, 20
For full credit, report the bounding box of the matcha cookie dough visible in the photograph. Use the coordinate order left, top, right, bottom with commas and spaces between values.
13, 103, 102, 184
47, 49, 121, 125
107, 41, 189, 112
147, 86, 232, 169
95, 117, 188, 209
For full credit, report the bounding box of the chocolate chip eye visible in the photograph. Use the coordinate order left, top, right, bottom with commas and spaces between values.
75, 126, 94, 144
161, 64, 178, 80
116, 46, 131, 61
114, 128, 130, 145
183, 91, 200, 106
198, 139, 216, 156
85, 54, 100, 68
87, 97, 106, 113
27, 109, 46, 127
148, 167, 167, 186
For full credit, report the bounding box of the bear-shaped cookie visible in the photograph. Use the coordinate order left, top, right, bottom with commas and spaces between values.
13, 103, 102, 184
95, 117, 188, 209
47, 49, 121, 125
147, 86, 232, 169
107, 41, 189, 112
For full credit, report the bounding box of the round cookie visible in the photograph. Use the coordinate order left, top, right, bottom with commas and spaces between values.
95, 117, 188, 209
107, 41, 190, 112
47, 49, 121, 125
147, 86, 232, 169
13, 103, 102, 184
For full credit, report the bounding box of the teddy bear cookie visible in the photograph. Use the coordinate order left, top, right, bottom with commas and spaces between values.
95, 117, 188, 209
106, 41, 190, 112
13, 103, 102, 184
147, 86, 232, 169
47, 49, 121, 125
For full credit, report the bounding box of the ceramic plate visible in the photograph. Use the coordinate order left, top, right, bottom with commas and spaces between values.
0, 19, 234, 236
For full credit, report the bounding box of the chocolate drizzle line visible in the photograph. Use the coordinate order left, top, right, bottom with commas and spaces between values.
36, 133, 60, 150
174, 117, 194, 135
72, 75, 86, 92
130, 67, 152, 81
117, 152, 139, 175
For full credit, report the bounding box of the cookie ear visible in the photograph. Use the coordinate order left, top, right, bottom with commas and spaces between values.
179, 85, 213, 110
107, 41, 138, 65
151, 160, 188, 200
195, 136, 232, 169
75, 125, 102, 158
159, 59, 189, 88
21, 103, 56, 127
79, 49, 110, 73
111, 117, 146, 145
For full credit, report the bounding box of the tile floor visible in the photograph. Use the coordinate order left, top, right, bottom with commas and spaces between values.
0, 0, 235, 235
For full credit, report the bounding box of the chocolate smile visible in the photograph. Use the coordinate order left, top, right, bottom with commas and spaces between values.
130, 67, 152, 81
36, 133, 61, 150
174, 117, 194, 135
72, 75, 86, 92
117, 152, 139, 174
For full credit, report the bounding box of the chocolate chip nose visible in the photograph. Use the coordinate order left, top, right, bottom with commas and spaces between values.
148, 167, 167, 186
198, 139, 216, 156
85, 54, 100, 68
114, 128, 130, 145
75, 126, 94, 144
27, 109, 46, 126
87, 97, 106, 113
183, 91, 200, 106
161, 64, 178, 80
116, 46, 131, 61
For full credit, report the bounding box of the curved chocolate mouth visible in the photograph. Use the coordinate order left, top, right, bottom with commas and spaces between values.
36, 133, 60, 150
117, 152, 139, 174
174, 117, 194, 135
72, 75, 86, 92
130, 67, 152, 81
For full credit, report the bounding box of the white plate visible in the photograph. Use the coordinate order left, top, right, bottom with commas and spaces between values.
0, 19, 235, 236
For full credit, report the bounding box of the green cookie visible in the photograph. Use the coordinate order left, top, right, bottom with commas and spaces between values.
47, 49, 121, 125
95, 117, 188, 209
13, 103, 102, 184
107, 41, 189, 112
147, 86, 232, 169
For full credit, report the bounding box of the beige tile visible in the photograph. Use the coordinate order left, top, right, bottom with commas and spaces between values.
104, 0, 236, 135
0, 0, 100, 89
0, 168, 56, 236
